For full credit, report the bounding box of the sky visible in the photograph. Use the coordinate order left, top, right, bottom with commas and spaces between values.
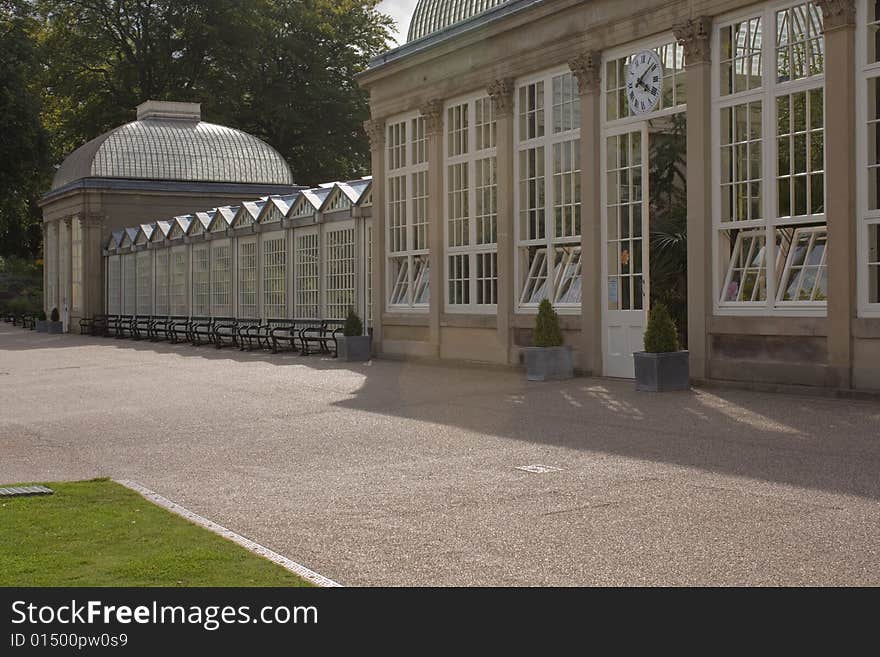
378, 0, 419, 44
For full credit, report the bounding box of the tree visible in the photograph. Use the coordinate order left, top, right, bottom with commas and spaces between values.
0, 0, 51, 257
36, 0, 392, 185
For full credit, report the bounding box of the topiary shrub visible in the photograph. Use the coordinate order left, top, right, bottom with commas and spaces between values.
50, 307, 59, 322
343, 307, 363, 337
534, 299, 564, 348
644, 303, 680, 353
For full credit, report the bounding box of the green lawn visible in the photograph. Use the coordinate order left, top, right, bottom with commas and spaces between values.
0, 479, 311, 587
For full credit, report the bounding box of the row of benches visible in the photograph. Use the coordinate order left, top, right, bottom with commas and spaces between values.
78, 314, 346, 356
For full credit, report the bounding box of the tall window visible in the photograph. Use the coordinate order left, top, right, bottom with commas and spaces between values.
386, 113, 430, 310
262, 235, 287, 318
71, 219, 82, 313
238, 239, 258, 318
516, 70, 582, 311
366, 222, 373, 325
123, 253, 136, 315
136, 250, 152, 315
191, 245, 210, 316
170, 247, 188, 315
715, 3, 826, 312
325, 225, 356, 320
295, 231, 319, 318
444, 95, 499, 310
859, 0, 880, 314
155, 250, 169, 315
46, 223, 58, 311
211, 242, 232, 316
107, 254, 121, 315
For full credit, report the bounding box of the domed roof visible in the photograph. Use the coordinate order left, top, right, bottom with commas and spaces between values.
407, 0, 511, 42
51, 101, 294, 191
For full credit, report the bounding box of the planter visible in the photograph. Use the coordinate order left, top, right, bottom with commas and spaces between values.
47, 321, 64, 335
35, 320, 48, 333
524, 346, 574, 382
634, 351, 690, 392
338, 335, 371, 362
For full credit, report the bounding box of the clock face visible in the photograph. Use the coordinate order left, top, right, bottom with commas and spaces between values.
625, 50, 663, 116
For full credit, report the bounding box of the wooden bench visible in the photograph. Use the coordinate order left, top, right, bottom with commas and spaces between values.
212, 317, 238, 349
299, 320, 344, 357
266, 319, 299, 353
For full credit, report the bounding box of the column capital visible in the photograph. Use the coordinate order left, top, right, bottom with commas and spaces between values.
363, 118, 386, 151
569, 51, 602, 95
816, 0, 855, 32
487, 78, 515, 118
674, 16, 712, 65
420, 99, 444, 135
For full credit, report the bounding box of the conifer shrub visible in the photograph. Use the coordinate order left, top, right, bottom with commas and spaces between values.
534, 299, 564, 348
643, 303, 680, 353
50, 307, 59, 322
343, 307, 363, 337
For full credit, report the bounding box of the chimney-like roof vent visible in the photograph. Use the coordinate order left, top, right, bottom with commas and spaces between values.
136, 100, 201, 122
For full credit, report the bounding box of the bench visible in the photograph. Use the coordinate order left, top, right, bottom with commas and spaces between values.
132, 316, 153, 340
189, 317, 215, 346
115, 315, 135, 338
166, 316, 191, 343
151, 316, 175, 341
299, 320, 344, 357
212, 317, 238, 349
266, 319, 299, 353
79, 314, 105, 336
236, 318, 264, 351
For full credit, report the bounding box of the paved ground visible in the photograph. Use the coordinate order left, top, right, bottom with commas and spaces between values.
1, 323, 879, 586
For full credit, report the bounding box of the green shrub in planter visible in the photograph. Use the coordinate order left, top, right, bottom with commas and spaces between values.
635, 303, 689, 392
525, 299, 572, 381
50, 307, 59, 322
339, 308, 370, 362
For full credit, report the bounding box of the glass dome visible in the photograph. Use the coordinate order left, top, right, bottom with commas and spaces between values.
407, 0, 511, 42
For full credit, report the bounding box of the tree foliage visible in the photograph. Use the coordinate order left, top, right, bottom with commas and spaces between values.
0, 1, 50, 257
0, 0, 394, 258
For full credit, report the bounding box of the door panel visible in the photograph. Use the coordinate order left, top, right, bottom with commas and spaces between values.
603, 126, 648, 378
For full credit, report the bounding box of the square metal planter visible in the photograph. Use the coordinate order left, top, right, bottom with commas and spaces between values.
524, 346, 574, 382
634, 351, 690, 392
35, 320, 48, 333
338, 335, 371, 362
47, 321, 64, 334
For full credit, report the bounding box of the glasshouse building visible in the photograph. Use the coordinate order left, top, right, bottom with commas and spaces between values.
357, 0, 880, 391
100, 178, 374, 329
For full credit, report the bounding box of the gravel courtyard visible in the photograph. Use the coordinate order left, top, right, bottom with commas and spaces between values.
1, 324, 878, 586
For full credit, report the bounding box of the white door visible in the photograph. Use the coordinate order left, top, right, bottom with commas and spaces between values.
603, 125, 649, 378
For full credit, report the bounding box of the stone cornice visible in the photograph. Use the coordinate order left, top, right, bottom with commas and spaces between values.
674, 16, 712, 66
816, 0, 855, 32
569, 51, 601, 95
363, 118, 386, 151
487, 78, 515, 118
420, 99, 444, 136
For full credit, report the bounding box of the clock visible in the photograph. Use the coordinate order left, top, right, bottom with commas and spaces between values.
625, 50, 663, 115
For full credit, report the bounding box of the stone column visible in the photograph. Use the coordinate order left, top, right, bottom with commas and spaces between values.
61, 217, 73, 331
570, 52, 603, 376
41, 222, 48, 317
422, 99, 444, 358
365, 118, 386, 354
81, 214, 104, 320
488, 79, 515, 362
819, 0, 856, 389
675, 17, 713, 382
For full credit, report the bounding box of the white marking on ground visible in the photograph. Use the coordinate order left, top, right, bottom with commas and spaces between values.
116, 479, 341, 588
516, 465, 563, 474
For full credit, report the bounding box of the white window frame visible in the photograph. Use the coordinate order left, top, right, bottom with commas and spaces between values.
107, 254, 121, 315
444, 92, 499, 313
136, 250, 153, 316
857, 0, 880, 317
385, 110, 430, 313
237, 237, 259, 319
191, 244, 210, 316
712, 1, 828, 317
71, 219, 83, 314
210, 239, 232, 317
262, 231, 287, 318
294, 227, 320, 319
123, 252, 137, 316
169, 246, 188, 316
155, 249, 170, 316
514, 66, 583, 315
324, 221, 357, 321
